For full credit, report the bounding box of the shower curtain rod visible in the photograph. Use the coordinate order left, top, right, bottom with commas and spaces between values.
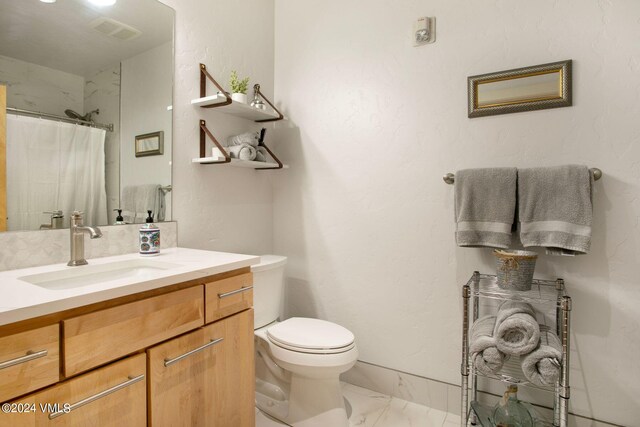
6, 107, 114, 132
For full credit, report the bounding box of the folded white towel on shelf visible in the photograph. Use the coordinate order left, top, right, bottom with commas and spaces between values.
493, 301, 540, 356
521, 326, 562, 387
469, 315, 509, 376
454, 168, 518, 249
228, 144, 257, 161
518, 165, 593, 255
227, 131, 259, 147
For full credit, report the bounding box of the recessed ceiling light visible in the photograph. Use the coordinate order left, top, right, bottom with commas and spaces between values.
39, 0, 56, 3
88, 0, 117, 6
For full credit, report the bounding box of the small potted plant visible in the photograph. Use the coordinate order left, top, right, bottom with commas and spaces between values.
229, 70, 250, 103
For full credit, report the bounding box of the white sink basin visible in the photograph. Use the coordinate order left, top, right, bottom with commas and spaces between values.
19, 259, 182, 290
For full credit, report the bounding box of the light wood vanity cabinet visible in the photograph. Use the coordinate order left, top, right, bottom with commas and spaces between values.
0, 268, 255, 427
0, 324, 59, 402
148, 308, 255, 427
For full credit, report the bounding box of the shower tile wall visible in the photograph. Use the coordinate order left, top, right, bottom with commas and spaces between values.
0, 54, 84, 116
84, 65, 121, 217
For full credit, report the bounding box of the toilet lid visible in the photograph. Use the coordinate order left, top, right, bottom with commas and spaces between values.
267, 318, 355, 353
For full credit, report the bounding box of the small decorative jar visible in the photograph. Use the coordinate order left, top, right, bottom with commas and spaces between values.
494, 249, 537, 291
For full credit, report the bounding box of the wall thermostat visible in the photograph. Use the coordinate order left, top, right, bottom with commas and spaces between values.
413, 17, 435, 46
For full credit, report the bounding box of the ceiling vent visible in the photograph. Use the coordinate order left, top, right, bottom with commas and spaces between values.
90, 17, 141, 41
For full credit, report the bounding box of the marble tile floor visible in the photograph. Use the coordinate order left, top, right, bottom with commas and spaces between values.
256, 382, 461, 427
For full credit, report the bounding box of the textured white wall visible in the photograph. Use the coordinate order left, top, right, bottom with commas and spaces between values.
160, 0, 275, 255
272, 1, 640, 425
0, 54, 84, 115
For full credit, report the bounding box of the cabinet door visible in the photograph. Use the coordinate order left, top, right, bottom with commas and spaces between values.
148, 309, 254, 427
210, 309, 254, 427
2, 353, 146, 427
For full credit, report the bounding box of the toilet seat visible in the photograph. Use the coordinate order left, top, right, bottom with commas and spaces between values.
267, 318, 355, 354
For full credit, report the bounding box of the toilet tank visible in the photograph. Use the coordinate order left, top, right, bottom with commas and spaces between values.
251, 255, 288, 329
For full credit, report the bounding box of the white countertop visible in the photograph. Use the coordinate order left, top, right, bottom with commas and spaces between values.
0, 247, 260, 326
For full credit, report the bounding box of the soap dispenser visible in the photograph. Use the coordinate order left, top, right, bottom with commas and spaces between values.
139, 210, 160, 257
114, 209, 125, 225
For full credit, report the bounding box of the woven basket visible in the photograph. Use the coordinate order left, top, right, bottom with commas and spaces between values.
494, 249, 538, 291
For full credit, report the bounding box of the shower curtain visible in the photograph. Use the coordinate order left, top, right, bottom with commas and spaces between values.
6, 115, 108, 231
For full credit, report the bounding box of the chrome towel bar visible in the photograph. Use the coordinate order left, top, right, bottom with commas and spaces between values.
443, 168, 602, 184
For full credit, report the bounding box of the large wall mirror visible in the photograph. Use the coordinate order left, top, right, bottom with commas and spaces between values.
0, 0, 174, 232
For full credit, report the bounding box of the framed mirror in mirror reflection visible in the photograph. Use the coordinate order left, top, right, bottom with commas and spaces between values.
135, 131, 164, 157
0, 0, 175, 232
468, 60, 572, 118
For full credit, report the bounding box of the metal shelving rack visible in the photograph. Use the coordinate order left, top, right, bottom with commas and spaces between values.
460, 272, 572, 427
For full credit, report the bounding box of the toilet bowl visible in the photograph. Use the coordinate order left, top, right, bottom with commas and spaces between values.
252, 256, 358, 427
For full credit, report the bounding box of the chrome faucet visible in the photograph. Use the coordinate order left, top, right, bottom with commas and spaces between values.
68, 211, 102, 266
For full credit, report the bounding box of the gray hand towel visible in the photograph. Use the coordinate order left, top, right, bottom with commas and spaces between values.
521, 326, 562, 387
454, 168, 517, 249
227, 131, 259, 147
228, 144, 257, 161
518, 165, 593, 255
494, 301, 540, 356
470, 315, 509, 376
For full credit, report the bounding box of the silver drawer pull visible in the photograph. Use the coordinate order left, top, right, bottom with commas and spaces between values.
48, 374, 145, 420
0, 350, 48, 370
218, 286, 253, 299
164, 338, 224, 367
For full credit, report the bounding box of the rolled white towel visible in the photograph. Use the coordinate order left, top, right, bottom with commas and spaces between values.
494, 301, 540, 356
255, 146, 268, 162
227, 131, 259, 147
470, 315, 509, 376
227, 144, 256, 161
521, 326, 562, 386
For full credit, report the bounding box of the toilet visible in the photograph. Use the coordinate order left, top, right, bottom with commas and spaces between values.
252, 255, 358, 427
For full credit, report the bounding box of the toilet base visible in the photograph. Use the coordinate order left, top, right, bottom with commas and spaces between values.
257, 374, 349, 427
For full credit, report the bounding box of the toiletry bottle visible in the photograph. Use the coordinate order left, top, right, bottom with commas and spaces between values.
114, 209, 126, 225
139, 210, 160, 257
492, 385, 533, 427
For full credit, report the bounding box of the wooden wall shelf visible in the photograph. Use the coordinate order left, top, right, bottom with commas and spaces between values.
194, 120, 287, 170
195, 63, 284, 123
192, 157, 289, 169
191, 94, 281, 121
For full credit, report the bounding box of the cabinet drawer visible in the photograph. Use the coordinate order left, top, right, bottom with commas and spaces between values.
3, 353, 146, 427
205, 272, 253, 323
63, 286, 204, 376
0, 324, 59, 402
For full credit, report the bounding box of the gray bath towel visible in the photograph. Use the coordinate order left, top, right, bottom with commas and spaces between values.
494, 301, 540, 356
454, 168, 517, 248
521, 326, 562, 387
121, 184, 161, 223
228, 144, 257, 161
470, 316, 509, 376
518, 165, 593, 255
